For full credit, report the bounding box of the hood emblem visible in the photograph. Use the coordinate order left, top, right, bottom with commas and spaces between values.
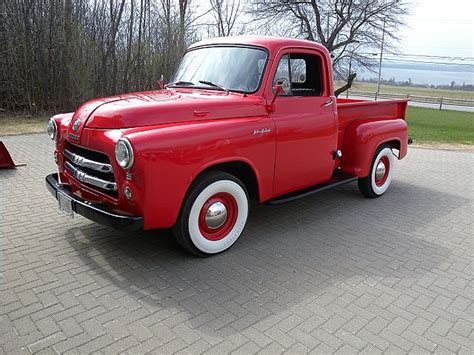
72, 119, 81, 132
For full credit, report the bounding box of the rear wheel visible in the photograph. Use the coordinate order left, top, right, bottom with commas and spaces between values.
173, 172, 249, 257
358, 144, 396, 198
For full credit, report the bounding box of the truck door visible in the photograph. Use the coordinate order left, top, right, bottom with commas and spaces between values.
270, 50, 338, 196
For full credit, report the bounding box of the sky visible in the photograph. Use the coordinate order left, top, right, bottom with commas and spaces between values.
398, 0, 474, 58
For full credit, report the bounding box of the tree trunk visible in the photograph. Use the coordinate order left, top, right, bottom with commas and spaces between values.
64, 0, 73, 109
334, 73, 357, 97
178, 0, 188, 55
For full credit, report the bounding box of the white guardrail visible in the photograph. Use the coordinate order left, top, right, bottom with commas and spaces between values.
346, 90, 474, 110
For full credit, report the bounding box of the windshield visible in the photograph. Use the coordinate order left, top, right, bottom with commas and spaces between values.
171, 46, 268, 93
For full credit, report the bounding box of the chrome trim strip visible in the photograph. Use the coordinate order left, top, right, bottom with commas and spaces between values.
65, 161, 117, 191
64, 149, 113, 173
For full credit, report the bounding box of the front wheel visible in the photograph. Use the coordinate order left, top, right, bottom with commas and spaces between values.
173, 172, 249, 257
358, 144, 396, 198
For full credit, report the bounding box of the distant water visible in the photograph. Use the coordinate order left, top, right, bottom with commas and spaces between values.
357, 67, 474, 86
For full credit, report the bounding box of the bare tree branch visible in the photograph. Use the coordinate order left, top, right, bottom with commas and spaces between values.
248, 0, 410, 94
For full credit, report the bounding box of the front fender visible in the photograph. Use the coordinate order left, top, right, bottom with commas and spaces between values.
125, 116, 275, 230
340, 118, 408, 177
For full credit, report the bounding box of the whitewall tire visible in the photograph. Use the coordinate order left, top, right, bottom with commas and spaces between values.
358, 144, 396, 198
173, 172, 249, 256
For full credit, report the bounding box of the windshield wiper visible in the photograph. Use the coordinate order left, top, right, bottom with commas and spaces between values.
198, 80, 229, 93
165, 80, 195, 88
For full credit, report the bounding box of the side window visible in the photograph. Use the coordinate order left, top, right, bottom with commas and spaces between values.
273, 53, 324, 96
291, 59, 306, 83
290, 54, 323, 96
272, 55, 291, 94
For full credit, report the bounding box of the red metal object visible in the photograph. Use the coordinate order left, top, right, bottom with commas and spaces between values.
0, 141, 16, 169
375, 156, 390, 187
198, 192, 238, 241
47, 36, 409, 231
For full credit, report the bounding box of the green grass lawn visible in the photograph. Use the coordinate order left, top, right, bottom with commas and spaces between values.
406, 106, 473, 145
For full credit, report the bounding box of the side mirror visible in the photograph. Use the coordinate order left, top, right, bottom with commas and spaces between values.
275, 84, 285, 95
267, 84, 284, 113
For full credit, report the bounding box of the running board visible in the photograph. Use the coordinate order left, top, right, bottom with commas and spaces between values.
266, 173, 358, 205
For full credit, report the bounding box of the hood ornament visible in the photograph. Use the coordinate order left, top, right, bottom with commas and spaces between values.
72, 119, 81, 132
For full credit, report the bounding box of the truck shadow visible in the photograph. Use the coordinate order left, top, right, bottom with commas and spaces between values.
65, 180, 468, 336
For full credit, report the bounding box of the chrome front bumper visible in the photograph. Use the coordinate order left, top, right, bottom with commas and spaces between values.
46, 173, 142, 231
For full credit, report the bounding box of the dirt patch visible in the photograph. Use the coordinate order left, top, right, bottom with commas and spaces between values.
0, 115, 49, 136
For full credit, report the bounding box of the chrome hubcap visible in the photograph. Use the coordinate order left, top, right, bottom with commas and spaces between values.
375, 161, 386, 181
205, 202, 227, 229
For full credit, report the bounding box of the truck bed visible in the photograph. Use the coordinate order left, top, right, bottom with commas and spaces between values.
336, 98, 408, 149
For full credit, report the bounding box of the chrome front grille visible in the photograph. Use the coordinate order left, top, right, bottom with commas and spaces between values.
64, 149, 113, 173
64, 161, 117, 191
63, 145, 117, 195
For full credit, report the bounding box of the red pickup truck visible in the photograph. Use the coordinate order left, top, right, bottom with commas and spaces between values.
46, 36, 409, 256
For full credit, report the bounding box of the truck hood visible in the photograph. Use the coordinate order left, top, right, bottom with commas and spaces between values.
68, 89, 267, 137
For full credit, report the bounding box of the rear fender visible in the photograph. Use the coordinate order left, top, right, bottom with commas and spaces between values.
340, 118, 408, 177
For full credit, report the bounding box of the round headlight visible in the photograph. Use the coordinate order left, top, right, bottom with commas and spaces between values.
47, 118, 57, 140
115, 138, 134, 169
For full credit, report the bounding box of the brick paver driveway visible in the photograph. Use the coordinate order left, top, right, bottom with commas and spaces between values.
1, 134, 472, 354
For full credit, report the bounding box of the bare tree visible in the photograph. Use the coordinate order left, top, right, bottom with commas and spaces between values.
1, 0, 408, 113
1, 0, 189, 113
209, 0, 242, 37
178, 0, 190, 54
123, 0, 135, 91
249, 0, 409, 94
63, 0, 73, 108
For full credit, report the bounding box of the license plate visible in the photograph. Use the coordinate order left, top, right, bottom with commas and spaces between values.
58, 191, 74, 218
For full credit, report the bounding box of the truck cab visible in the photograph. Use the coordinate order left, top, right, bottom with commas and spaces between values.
46, 36, 409, 256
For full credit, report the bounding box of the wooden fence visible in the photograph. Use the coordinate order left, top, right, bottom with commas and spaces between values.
347, 90, 474, 110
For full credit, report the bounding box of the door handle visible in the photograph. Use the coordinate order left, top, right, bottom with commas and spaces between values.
321, 99, 333, 107
193, 110, 209, 117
